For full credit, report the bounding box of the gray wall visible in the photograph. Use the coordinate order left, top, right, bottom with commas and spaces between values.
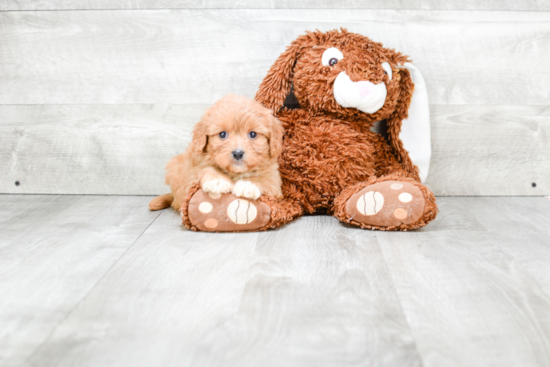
1, 1, 548, 195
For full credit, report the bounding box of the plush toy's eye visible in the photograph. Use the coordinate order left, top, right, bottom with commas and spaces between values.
248, 131, 257, 139
381, 62, 392, 80
219, 131, 228, 139
322, 47, 344, 67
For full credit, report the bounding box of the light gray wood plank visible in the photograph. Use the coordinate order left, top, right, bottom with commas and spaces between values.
429, 196, 550, 234
0, 194, 160, 367
25, 213, 422, 367
1, 104, 548, 196
425, 105, 550, 196
0, 104, 207, 195
1, 9, 549, 105
1, 0, 549, 11
467, 196, 550, 235
377, 197, 550, 367
2, 195, 550, 366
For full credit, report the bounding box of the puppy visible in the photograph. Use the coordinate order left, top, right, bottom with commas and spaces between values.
149, 94, 284, 212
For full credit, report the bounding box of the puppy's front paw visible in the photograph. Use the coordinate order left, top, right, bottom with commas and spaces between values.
202, 178, 233, 194
232, 180, 261, 200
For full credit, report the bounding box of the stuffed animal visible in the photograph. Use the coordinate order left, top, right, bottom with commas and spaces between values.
182, 28, 437, 232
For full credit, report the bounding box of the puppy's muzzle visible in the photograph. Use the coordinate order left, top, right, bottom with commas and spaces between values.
232, 149, 245, 161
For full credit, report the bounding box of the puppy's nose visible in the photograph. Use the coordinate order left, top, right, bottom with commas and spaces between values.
232, 149, 245, 161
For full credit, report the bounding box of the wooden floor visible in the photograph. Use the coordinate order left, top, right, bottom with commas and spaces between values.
1, 195, 549, 367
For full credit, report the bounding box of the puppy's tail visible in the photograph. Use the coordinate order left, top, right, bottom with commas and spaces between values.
149, 193, 174, 211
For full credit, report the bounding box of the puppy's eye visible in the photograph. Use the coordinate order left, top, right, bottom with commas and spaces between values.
381, 62, 392, 80
248, 131, 257, 139
219, 131, 228, 139
322, 47, 344, 67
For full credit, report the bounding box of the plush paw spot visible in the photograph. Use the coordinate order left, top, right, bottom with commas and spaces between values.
208, 192, 221, 199
391, 183, 403, 190
356, 191, 384, 216
393, 208, 408, 219
227, 199, 257, 224
198, 202, 213, 213
398, 193, 412, 203
204, 218, 218, 229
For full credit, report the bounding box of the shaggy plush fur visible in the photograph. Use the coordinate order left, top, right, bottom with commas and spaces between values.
149, 94, 284, 214
181, 28, 438, 231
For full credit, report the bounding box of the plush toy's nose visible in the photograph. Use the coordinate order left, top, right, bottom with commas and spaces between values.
356, 81, 375, 98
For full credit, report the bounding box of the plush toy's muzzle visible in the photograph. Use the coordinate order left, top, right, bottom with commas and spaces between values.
333, 71, 387, 114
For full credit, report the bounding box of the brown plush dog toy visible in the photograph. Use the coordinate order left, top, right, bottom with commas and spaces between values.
183, 28, 437, 231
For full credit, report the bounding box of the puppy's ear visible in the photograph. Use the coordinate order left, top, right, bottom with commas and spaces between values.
267, 114, 284, 158
255, 33, 314, 113
386, 63, 431, 183
191, 119, 208, 154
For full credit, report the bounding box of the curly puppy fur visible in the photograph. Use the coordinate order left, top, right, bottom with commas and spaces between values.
250, 28, 438, 230
149, 94, 284, 212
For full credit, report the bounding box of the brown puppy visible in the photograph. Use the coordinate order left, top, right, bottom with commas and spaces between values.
149, 94, 284, 212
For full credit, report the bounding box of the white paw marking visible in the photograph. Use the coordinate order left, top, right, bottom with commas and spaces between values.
357, 191, 384, 216
391, 183, 403, 190
232, 180, 261, 200
198, 202, 213, 213
399, 193, 413, 203
202, 179, 233, 195
227, 199, 258, 224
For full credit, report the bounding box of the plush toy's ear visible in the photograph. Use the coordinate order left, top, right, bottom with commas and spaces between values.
386, 63, 431, 183
191, 119, 208, 154
255, 35, 310, 112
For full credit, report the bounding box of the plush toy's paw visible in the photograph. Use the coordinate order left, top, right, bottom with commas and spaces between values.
187, 189, 271, 232
346, 181, 425, 228
202, 178, 233, 195
232, 180, 261, 200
